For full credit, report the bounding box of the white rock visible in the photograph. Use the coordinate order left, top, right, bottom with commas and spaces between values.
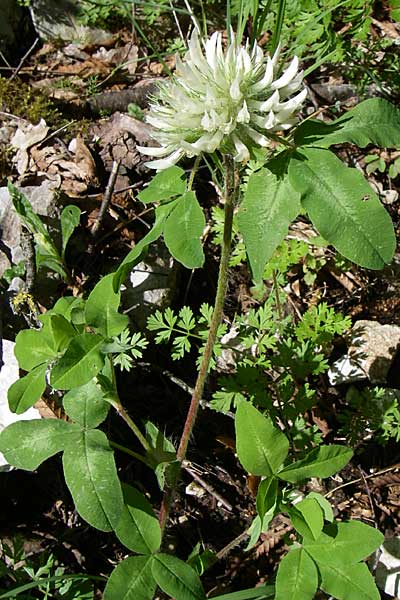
328, 320, 400, 385
375, 537, 400, 597
0, 340, 40, 471
328, 355, 366, 386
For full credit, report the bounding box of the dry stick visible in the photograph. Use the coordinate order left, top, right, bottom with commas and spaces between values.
158, 155, 238, 534
183, 462, 233, 511
91, 160, 120, 238
324, 462, 400, 499
10, 37, 40, 81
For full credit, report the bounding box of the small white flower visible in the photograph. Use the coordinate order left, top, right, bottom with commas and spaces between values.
138, 30, 307, 170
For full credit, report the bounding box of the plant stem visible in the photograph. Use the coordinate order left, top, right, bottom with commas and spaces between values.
108, 359, 150, 453
109, 440, 149, 465
158, 154, 238, 533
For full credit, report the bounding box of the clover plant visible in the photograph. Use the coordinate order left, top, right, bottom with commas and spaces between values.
1, 7, 399, 599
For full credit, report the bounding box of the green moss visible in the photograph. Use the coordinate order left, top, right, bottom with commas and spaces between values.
0, 76, 60, 126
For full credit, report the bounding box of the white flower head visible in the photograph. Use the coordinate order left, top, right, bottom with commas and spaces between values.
138, 30, 307, 170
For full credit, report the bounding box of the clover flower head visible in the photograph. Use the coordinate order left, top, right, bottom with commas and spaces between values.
138, 30, 307, 170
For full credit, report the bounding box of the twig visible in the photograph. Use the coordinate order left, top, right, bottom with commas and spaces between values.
91, 161, 120, 238
358, 465, 381, 572
325, 463, 400, 499
0, 111, 30, 123
10, 37, 40, 81
0, 50, 12, 69
216, 530, 249, 560
39, 120, 77, 147
357, 465, 378, 528
183, 462, 232, 511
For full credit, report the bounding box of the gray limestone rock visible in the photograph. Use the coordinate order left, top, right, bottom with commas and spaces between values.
0, 181, 59, 279
121, 241, 178, 330
328, 320, 400, 385
29, 0, 114, 45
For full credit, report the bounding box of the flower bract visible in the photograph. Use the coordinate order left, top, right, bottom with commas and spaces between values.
138, 30, 307, 169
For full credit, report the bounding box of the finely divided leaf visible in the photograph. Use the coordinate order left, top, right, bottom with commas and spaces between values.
289, 148, 395, 269
238, 168, 300, 282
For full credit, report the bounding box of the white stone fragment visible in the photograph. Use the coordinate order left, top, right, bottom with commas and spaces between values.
375, 537, 400, 597
328, 320, 400, 385
0, 340, 40, 471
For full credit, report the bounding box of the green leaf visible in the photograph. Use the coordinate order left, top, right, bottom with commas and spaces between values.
8, 182, 59, 258
246, 515, 262, 551
318, 562, 380, 600
307, 492, 334, 522
152, 553, 206, 600
275, 547, 318, 600
138, 166, 186, 203
278, 444, 352, 482
85, 274, 129, 337
113, 200, 178, 290
304, 521, 384, 566
0, 419, 78, 470
144, 420, 177, 489
14, 329, 56, 371
256, 477, 278, 520
40, 314, 77, 352
62, 428, 123, 532
235, 402, 289, 476
50, 333, 105, 390
103, 555, 156, 600
289, 498, 324, 541
278, 445, 353, 483
289, 148, 395, 270
115, 483, 161, 554
61, 205, 80, 257
238, 169, 300, 282
295, 99, 400, 149
63, 379, 110, 428
164, 191, 205, 269
211, 585, 275, 599
8, 363, 47, 414
49, 297, 86, 322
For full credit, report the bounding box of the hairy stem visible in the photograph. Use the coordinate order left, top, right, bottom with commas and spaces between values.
159, 154, 238, 533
